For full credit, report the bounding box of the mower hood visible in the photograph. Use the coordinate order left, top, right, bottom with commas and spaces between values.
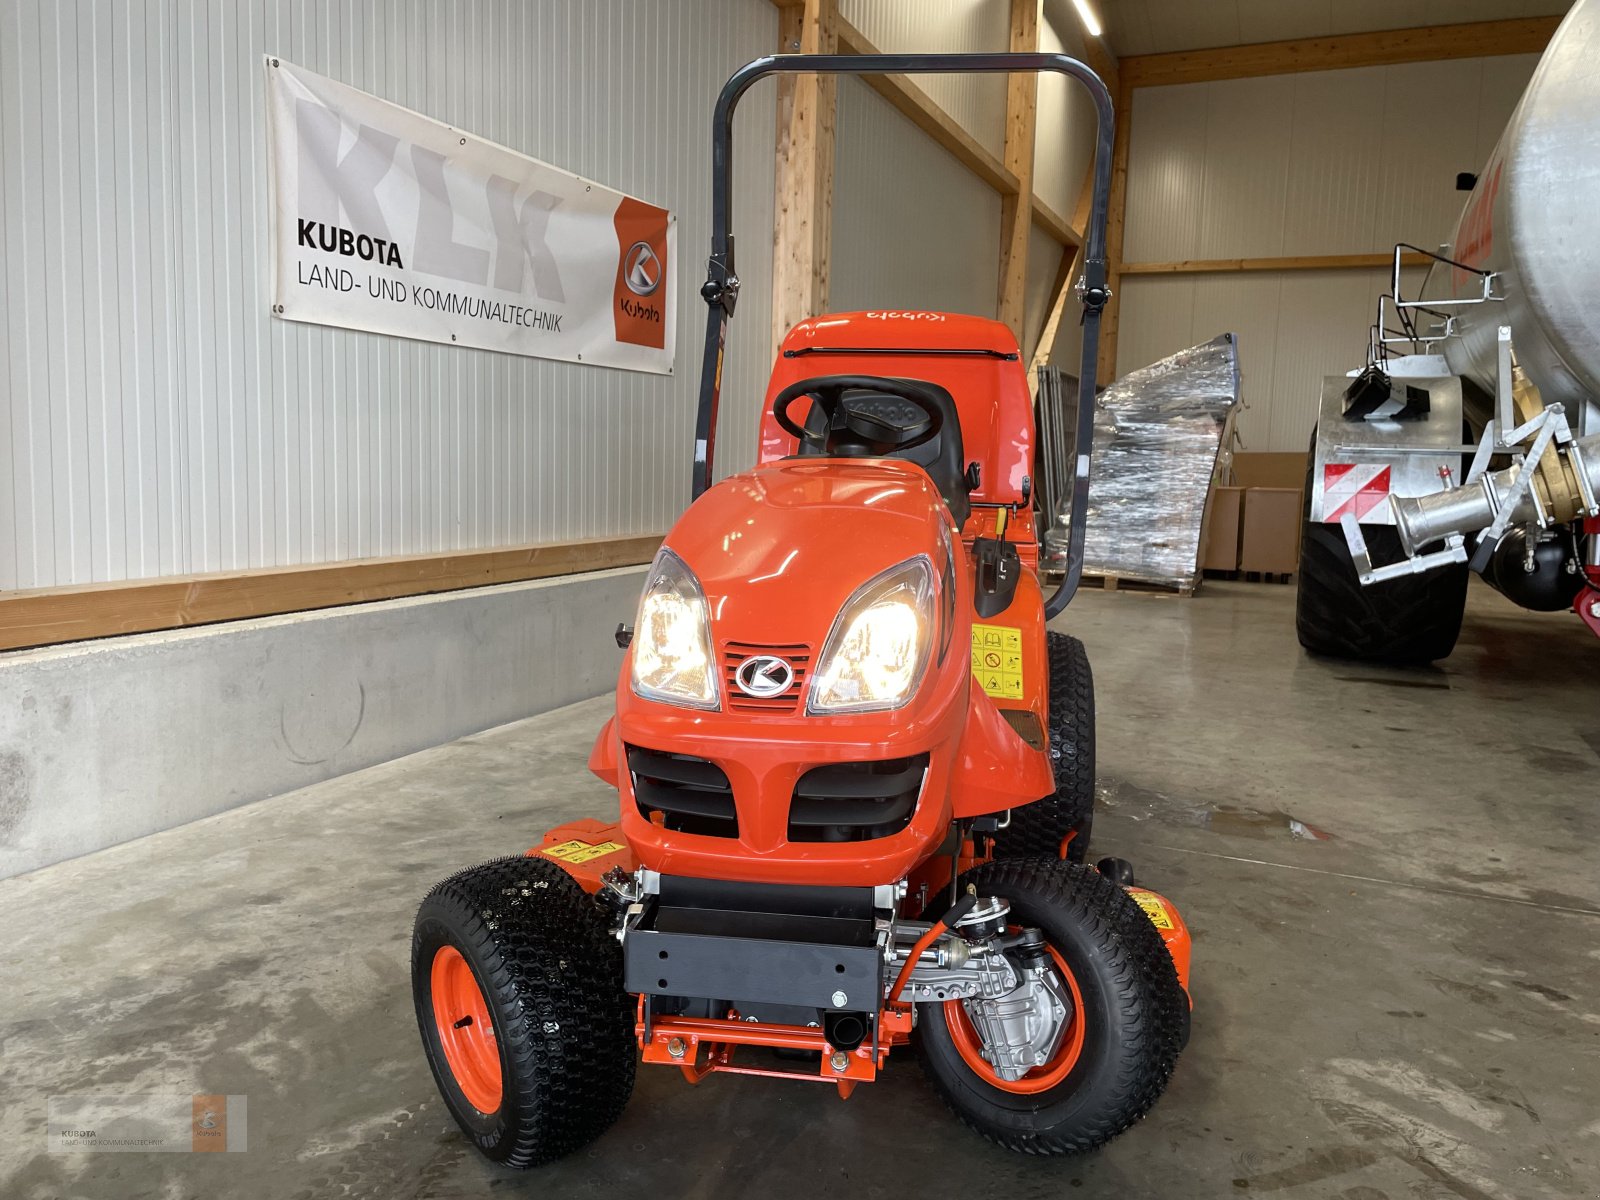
663, 458, 954, 649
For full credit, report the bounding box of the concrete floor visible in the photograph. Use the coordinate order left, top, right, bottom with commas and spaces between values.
2, 581, 1597, 1200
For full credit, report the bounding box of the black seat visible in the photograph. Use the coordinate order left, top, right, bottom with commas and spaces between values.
796, 381, 970, 527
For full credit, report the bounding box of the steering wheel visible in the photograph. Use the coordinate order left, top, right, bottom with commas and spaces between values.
772, 375, 946, 457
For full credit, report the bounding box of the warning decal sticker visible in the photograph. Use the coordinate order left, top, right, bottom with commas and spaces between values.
1128, 889, 1175, 931
1322, 463, 1392, 522
540, 839, 626, 865
970, 623, 1023, 700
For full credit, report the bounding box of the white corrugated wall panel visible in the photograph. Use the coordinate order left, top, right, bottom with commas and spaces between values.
1125, 55, 1539, 263
838, 0, 1008, 159
1021, 224, 1063, 365
0, 0, 777, 591
1121, 84, 1209, 264
1117, 53, 1539, 448
1279, 67, 1388, 254
1032, 13, 1096, 221
1118, 266, 1428, 450
1195, 76, 1294, 259
831, 77, 1001, 320
1109, 0, 1568, 55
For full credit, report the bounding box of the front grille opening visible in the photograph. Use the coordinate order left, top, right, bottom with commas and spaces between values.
723, 642, 810, 714
787, 755, 928, 843
628, 746, 738, 838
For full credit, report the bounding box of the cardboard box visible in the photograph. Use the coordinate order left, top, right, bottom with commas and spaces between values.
1200, 486, 1244, 571
1240, 487, 1303, 573
1231, 451, 1308, 490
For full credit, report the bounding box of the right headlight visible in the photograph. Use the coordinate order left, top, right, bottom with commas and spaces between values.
631, 548, 719, 710
809, 556, 936, 714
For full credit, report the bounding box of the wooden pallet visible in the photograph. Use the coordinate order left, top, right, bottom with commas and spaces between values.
1201, 569, 1296, 585
1079, 572, 1196, 598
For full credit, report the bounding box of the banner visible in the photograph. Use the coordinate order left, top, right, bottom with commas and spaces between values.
265, 58, 675, 373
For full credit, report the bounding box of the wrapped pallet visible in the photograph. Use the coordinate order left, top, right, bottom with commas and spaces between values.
1045, 334, 1242, 591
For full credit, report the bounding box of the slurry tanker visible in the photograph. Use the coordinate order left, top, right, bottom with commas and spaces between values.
1296, 0, 1600, 663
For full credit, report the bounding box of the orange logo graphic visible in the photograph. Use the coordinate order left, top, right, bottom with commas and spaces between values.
192, 1094, 227, 1153
613, 197, 668, 349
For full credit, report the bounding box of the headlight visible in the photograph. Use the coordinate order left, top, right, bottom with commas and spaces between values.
631, 548, 719, 710
809, 557, 935, 714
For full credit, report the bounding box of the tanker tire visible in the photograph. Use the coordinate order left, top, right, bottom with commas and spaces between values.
412, 856, 635, 1168
1295, 429, 1468, 664
990, 632, 1094, 864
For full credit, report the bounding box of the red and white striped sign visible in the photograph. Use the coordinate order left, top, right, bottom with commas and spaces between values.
1323, 463, 1391, 521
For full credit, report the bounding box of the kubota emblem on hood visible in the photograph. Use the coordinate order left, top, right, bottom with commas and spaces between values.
734, 655, 794, 698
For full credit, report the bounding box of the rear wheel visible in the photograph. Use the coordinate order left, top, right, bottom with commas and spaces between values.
1295, 427, 1468, 663
915, 859, 1187, 1154
412, 856, 635, 1168
991, 632, 1094, 862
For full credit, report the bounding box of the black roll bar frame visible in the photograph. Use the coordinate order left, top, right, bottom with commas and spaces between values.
691, 53, 1114, 618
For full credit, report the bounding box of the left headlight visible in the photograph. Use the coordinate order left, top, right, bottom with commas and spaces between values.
809, 556, 935, 714
631, 548, 719, 710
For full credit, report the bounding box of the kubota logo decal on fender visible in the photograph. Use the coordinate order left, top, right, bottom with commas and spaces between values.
735, 655, 794, 698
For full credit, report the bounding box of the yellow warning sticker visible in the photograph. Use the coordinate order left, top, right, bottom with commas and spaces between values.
541, 839, 626, 865
970, 623, 1024, 700
1128, 890, 1175, 931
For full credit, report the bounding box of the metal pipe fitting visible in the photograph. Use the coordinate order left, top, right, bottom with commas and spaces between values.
1392, 432, 1600, 555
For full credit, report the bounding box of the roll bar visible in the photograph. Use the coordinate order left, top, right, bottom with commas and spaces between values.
692, 53, 1115, 619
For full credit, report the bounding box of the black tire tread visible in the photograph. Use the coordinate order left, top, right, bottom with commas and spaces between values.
991, 632, 1094, 862
1294, 429, 1468, 664
916, 858, 1186, 1155
412, 855, 635, 1168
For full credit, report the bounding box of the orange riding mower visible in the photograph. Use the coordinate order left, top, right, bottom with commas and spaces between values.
411, 51, 1192, 1169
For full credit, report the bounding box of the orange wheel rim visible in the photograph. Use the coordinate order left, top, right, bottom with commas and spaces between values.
945, 941, 1086, 1095
431, 945, 503, 1113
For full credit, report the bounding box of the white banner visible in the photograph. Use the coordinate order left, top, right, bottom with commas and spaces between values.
265, 58, 675, 373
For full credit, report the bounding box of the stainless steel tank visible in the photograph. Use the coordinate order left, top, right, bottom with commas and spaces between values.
1423, 0, 1600, 434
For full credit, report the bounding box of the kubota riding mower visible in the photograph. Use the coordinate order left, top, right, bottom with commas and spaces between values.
411, 51, 1192, 1167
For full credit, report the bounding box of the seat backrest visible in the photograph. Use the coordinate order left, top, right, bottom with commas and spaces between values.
797, 383, 970, 527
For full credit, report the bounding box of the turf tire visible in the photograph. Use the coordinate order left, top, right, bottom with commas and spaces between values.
412, 855, 635, 1168
915, 858, 1187, 1154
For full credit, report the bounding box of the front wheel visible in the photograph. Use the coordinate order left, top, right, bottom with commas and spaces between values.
915, 858, 1187, 1154
412, 856, 636, 1168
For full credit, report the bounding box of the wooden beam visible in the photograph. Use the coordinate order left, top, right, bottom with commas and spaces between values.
0, 536, 664, 653
1120, 251, 1433, 275
1097, 71, 1133, 383
772, 0, 838, 351
998, 0, 1041, 338
1121, 17, 1562, 89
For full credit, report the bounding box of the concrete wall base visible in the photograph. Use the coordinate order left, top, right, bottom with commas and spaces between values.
0, 566, 645, 879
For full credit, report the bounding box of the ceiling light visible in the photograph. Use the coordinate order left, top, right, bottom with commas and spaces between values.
1072, 0, 1102, 39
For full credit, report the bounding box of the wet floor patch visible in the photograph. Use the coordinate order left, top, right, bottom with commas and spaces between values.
1097, 778, 1335, 841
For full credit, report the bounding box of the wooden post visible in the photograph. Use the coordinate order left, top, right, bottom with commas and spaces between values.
772, 0, 837, 354
1097, 72, 1133, 385
997, 0, 1040, 340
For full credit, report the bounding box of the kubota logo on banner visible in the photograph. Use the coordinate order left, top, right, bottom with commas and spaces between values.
265, 57, 675, 373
